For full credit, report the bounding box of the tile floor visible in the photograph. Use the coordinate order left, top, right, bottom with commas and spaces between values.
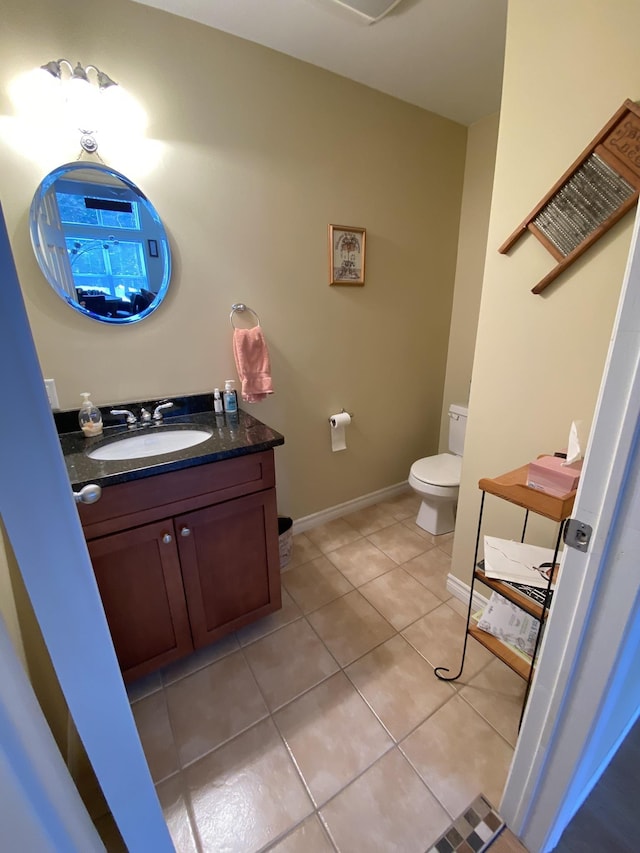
428, 794, 505, 853
124, 491, 525, 853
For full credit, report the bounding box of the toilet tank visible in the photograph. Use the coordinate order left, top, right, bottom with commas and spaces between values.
448, 403, 468, 456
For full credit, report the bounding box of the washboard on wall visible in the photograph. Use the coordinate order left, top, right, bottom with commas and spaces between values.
500, 99, 640, 294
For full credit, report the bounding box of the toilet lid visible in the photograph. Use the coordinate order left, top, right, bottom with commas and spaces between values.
410, 453, 461, 487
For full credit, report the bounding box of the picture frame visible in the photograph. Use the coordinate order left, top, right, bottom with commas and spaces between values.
147, 239, 158, 258
328, 225, 366, 286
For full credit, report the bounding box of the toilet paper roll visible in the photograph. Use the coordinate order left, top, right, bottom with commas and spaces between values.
330, 412, 351, 452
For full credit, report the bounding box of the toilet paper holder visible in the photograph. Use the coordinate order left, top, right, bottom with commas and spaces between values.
328, 409, 354, 423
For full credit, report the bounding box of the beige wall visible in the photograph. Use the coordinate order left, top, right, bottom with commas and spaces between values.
0, 0, 468, 799
439, 112, 499, 450
452, 0, 640, 583
0, 0, 467, 526
0, 523, 25, 665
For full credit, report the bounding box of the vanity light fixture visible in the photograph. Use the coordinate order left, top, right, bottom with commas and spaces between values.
69, 236, 119, 266
40, 59, 119, 153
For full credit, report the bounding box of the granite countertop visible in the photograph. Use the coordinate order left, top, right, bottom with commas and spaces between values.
57, 392, 284, 489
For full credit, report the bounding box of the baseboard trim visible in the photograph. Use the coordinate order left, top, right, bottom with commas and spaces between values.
292, 481, 410, 534
446, 572, 489, 614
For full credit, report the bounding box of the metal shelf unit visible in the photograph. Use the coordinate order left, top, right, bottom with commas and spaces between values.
435, 463, 576, 727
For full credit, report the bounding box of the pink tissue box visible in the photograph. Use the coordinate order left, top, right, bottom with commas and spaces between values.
527, 455, 582, 498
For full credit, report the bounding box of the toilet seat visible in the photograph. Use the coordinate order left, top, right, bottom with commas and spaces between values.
410, 453, 461, 487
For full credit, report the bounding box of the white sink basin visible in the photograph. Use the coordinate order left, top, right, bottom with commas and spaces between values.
87, 428, 213, 461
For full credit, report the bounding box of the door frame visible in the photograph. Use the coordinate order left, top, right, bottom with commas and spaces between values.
501, 205, 640, 851
0, 204, 173, 850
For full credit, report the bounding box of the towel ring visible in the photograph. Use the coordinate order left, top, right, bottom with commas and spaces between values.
230, 303, 261, 329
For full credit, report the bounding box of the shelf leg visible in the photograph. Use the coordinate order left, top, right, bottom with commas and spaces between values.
518, 519, 567, 729
435, 492, 486, 682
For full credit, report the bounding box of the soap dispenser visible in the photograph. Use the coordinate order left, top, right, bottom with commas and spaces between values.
78, 393, 103, 437
223, 380, 238, 414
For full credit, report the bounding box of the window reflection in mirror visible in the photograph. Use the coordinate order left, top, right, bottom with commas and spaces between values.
30, 163, 171, 324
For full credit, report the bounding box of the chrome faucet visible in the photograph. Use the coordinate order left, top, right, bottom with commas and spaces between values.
110, 401, 175, 427
110, 408, 137, 427
153, 401, 175, 422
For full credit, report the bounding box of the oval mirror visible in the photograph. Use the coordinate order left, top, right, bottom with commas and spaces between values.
30, 162, 171, 324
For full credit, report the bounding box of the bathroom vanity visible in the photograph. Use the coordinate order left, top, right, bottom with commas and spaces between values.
58, 396, 285, 683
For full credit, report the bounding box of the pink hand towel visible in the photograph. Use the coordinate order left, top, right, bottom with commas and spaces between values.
232, 326, 274, 403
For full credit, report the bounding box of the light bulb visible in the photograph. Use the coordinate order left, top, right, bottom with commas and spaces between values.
8, 68, 64, 122
65, 74, 100, 132
100, 85, 147, 136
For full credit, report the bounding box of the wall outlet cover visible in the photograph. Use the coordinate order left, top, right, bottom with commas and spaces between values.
45, 378, 59, 410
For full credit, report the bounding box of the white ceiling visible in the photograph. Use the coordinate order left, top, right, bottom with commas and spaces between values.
132, 0, 507, 126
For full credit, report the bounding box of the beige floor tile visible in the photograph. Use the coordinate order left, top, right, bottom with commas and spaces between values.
488, 828, 530, 853
305, 517, 362, 553
402, 602, 493, 681
287, 533, 322, 570
307, 590, 395, 667
156, 773, 199, 853
268, 815, 335, 853
367, 522, 428, 564
166, 650, 268, 766
359, 567, 441, 630
376, 492, 421, 521
236, 588, 303, 646
161, 632, 240, 685
345, 635, 455, 741
402, 548, 453, 601
325, 538, 396, 587
131, 689, 179, 783
400, 517, 438, 546
187, 718, 313, 852
282, 555, 354, 613
446, 595, 472, 619
401, 694, 514, 818
342, 503, 398, 536
436, 531, 455, 556
244, 618, 339, 711
126, 670, 163, 704
275, 672, 393, 806
320, 748, 450, 853
460, 658, 526, 746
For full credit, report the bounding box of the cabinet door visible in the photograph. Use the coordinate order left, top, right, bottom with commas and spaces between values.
87, 520, 193, 682
177, 489, 281, 648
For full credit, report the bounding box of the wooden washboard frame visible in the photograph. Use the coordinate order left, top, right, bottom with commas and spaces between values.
500, 99, 640, 294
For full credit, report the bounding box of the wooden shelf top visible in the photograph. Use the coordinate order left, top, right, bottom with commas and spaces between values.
478, 463, 576, 522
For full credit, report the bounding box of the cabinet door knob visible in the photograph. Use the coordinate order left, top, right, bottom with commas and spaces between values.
73, 484, 102, 504
180, 527, 191, 537
162, 533, 173, 544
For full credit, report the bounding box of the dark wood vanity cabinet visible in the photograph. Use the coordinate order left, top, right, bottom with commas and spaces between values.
87, 520, 193, 678
177, 491, 277, 648
78, 450, 281, 683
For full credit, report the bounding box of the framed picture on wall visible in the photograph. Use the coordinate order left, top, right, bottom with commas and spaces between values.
328, 225, 366, 285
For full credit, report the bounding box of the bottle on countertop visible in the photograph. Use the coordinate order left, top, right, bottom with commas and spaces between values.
78, 392, 103, 437
213, 387, 224, 414
223, 379, 238, 414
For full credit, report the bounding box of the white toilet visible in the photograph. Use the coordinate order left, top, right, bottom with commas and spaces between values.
408, 403, 469, 536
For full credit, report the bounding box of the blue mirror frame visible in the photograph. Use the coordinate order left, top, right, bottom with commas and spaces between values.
30, 162, 171, 324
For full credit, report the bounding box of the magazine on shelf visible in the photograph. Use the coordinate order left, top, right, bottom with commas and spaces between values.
477, 561, 552, 609
471, 609, 534, 666
483, 536, 559, 589
475, 592, 539, 656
